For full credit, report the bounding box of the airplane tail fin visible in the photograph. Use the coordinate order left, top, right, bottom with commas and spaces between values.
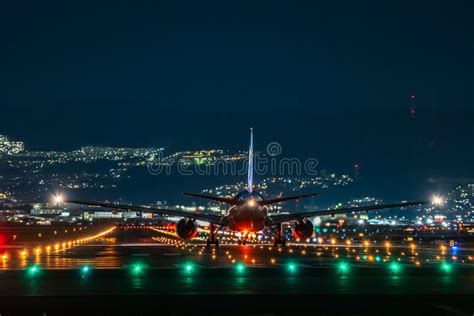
183, 128, 254, 206
248, 128, 254, 193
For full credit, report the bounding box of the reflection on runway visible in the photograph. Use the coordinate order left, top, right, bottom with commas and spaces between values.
0, 226, 473, 298
1, 226, 474, 271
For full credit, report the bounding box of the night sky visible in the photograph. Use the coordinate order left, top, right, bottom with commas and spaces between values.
1, 1, 473, 199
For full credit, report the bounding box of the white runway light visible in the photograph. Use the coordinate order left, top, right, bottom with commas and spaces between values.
431, 195, 444, 206
53, 193, 64, 205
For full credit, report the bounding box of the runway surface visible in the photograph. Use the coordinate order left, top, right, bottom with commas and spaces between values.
0, 226, 473, 294
1, 225, 473, 271
1, 226, 474, 314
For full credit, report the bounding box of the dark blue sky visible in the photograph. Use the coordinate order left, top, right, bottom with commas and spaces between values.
1, 0, 473, 199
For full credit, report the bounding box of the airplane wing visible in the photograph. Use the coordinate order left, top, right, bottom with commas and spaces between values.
66, 200, 223, 224
182, 193, 243, 206
268, 201, 428, 224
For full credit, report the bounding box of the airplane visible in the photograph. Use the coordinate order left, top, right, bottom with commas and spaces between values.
64, 128, 428, 246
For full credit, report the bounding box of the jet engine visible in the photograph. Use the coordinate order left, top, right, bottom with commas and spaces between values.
176, 218, 198, 240
294, 219, 314, 239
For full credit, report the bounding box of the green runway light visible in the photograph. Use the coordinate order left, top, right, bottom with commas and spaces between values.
27, 265, 40, 277
338, 262, 349, 273
287, 263, 297, 273
184, 263, 194, 273
235, 262, 246, 273
389, 262, 400, 273
131, 263, 145, 275
375, 256, 381, 262
441, 263, 452, 273
81, 265, 91, 274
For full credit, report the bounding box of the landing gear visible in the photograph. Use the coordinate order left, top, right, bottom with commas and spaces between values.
206, 223, 219, 247
238, 238, 247, 246
274, 237, 286, 246
206, 238, 219, 247
273, 223, 286, 246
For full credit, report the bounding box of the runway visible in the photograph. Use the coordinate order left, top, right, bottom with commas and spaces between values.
2, 225, 473, 271
1, 226, 474, 314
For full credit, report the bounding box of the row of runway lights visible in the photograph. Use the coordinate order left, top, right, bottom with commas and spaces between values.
23, 260, 455, 279
151, 233, 468, 267
153, 226, 463, 254
1, 227, 116, 262
155, 225, 454, 246
73, 227, 466, 269
154, 225, 396, 244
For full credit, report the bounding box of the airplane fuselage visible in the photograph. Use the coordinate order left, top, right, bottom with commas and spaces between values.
221, 190, 268, 233
225, 205, 268, 232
